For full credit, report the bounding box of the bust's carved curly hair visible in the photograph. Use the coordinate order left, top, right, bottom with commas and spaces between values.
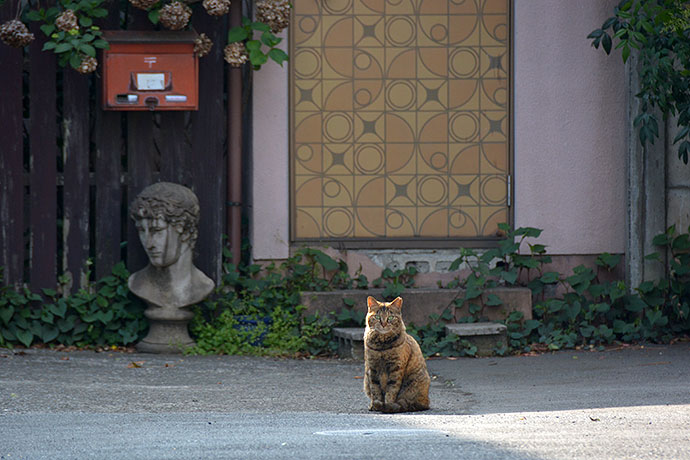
130, 182, 200, 247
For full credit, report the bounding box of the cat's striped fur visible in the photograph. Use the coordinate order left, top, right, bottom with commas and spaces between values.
363, 296, 430, 413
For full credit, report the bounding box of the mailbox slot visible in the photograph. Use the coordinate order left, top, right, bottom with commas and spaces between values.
102, 31, 199, 111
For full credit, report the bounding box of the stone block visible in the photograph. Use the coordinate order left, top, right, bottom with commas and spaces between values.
453, 287, 532, 321
301, 289, 449, 327
333, 327, 365, 360
445, 322, 508, 357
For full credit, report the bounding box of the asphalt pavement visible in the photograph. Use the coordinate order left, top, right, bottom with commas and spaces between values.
1, 342, 689, 459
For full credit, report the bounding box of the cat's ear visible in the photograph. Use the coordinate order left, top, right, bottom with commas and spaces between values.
390, 296, 403, 310
367, 296, 379, 309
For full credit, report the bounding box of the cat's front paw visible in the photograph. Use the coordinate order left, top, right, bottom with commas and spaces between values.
383, 402, 401, 413
369, 399, 384, 411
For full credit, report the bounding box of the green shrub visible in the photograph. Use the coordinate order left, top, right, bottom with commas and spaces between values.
188, 247, 366, 356
0, 262, 147, 348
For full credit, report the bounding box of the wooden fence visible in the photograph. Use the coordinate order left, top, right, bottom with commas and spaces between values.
0, 1, 235, 291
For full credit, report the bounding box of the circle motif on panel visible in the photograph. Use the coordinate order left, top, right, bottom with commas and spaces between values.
324, 208, 354, 237
449, 48, 479, 78
386, 80, 416, 111
324, 113, 353, 143
355, 144, 384, 174
418, 176, 448, 206
386, 16, 416, 46
449, 112, 479, 142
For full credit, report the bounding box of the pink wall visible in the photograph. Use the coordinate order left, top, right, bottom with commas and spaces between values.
514, 0, 627, 254
251, 30, 290, 260
252, 2, 628, 260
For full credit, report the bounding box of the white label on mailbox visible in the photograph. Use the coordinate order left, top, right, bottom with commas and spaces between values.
136, 73, 165, 90
165, 95, 187, 102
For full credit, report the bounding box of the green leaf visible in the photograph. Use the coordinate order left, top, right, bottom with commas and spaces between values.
57, 316, 77, 333
314, 251, 339, 272
580, 325, 595, 338
2, 327, 16, 341
500, 269, 518, 285
245, 40, 261, 52
25, 10, 43, 21
485, 294, 503, 306
79, 43, 96, 57
91, 8, 108, 17
93, 39, 109, 49
70, 52, 82, 69
523, 319, 540, 333
448, 257, 463, 271
625, 296, 647, 313
79, 16, 93, 27
41, 325, 59, 343
148, 9, 159, 24
540, 271, 560, 284
250, 21, 270, 32
593, 302, 610, 313
54, 43, 73, 53
227, 26, 248, 43
249, 50, 268, 66
0, 306, 14, 325
268, 47, 288, 65
260, 31, 280, 47
15, 329, 33, 347
602, 32, 612, 54
596, 252, 621, 269
40, 24, 56, 36
637, 281, 654, 294
672, 234, 690, 251
514, 227, 542, 238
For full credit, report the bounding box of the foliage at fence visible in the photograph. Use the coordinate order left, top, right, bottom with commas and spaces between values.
0, 262, 146, 348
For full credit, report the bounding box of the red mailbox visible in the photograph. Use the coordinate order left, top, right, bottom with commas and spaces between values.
102, 30, 198, 111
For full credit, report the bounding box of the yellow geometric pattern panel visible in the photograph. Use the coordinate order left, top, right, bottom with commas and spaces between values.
291, 0, 510, 240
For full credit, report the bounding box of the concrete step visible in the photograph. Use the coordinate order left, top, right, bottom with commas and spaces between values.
334, 322, 508, 359
445, 322, 508, 357
301, 287, 532, 328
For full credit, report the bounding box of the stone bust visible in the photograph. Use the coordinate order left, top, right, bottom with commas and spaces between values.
128, 182, 214, 309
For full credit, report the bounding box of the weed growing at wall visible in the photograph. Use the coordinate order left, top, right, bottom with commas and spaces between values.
445, 224, 690, 354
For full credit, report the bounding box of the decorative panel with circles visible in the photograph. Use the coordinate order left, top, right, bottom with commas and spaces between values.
292, 0, 510, 241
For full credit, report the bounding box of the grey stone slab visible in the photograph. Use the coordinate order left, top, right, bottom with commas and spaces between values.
445, 322, 507, 337
332, 327, 365, 341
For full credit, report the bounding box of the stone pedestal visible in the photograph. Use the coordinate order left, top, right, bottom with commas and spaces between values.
136, 303, 196, 353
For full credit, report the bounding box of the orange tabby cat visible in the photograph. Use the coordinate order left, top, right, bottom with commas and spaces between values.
363, 296, 430, 413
